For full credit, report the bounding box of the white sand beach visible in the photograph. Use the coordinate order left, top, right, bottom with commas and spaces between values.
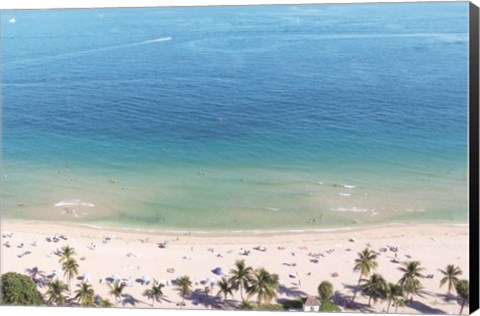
1, 221, 469, 314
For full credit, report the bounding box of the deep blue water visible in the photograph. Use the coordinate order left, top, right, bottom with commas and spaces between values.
0, 2, 470, 229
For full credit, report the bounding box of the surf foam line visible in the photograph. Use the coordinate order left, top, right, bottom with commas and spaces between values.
8, 37, 173, 67
54, 199, 95, 207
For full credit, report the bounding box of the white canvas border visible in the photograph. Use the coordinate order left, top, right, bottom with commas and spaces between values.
1, 1, 478, 316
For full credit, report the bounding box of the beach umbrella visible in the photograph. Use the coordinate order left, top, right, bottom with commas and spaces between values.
112, 274, 120, 282
141, 276, 151, 285
52, 270, 60, 278
212, 267, 223, 275
157, 279, 167, 286
82, 273, 91, 282
206, 277, 216, 286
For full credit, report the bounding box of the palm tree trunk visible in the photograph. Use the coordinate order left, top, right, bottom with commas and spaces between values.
459, 299, 465, 315
395, 304, 399, 313
240, 284, 244, 301
387, 298, 392, 313
368, 296, 372, 307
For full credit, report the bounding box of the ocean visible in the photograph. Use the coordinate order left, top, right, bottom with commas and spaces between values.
1, 2, 469, 230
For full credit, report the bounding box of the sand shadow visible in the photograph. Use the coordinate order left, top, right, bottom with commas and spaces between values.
188, 288, 211, 307
25, 267, 51, 288
278, 285, 307, 298
406, 299, 448, 314
332, 290, 375, 313
433, 292, 458, 303
25, 267, 45, 277
121, 293, 144, 307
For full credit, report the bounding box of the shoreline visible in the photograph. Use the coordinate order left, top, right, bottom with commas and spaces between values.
1, 218, 469, 239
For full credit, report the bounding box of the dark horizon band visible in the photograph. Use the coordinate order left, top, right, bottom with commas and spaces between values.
469, 1, 479, 314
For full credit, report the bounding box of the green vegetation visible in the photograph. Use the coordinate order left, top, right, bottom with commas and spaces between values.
62, 257, 79, 294
0, 272, 43, 306
246, 267, 279, 307
143, 282, 164, 307
318, 281, 334, 300
439, 264, 462, 299
280, 298, 304, 310
350, 248, 378, 306
96, 298, 114, 307
177, 275, 192, 308
108, 280, 126, 304
46, 279, 68, 306
59, 245, 76, 263
230, 259, 253, 301
384, 283, 404, 313
237, 299, 255, 310
455, 279, 469, 315
398, 261, 424, 301
217, 277, 234, 303
255, 303, 284, 311
320, 299, 342, 312
361, 273, 386, 307
73, 282, 94, 306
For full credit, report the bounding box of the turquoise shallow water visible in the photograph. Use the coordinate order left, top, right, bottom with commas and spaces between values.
1, 2, 469, 230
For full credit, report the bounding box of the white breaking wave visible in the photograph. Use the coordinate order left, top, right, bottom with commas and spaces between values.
342, 184, 356, 189
338, 193, 351, 197
264, 207, 280, 212
331, 207, 369, 213
54, 199, 95, 207
9, 18, 16, 23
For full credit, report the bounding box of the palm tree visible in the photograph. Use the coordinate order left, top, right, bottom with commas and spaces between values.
217, 277, 234, 303
59, 245, 76, 263
439, 265, 462, 300
385, 283, 404, 313
177, 275, 192, 308
238, 300, 255, 310
455, 279, 469, 315
143, 282, 164, 307
393, 296, 406, 313
46, 279, 68, 306
108, 280, 126, 304
318, 281, 334, 300
74, 282, 95, 306
350, 248, 378, 306
230, 259, 253, 301
62, 257, 79, 294
398, 261, 424, 302
246, 267, 279, 307
361, 273, 386, 307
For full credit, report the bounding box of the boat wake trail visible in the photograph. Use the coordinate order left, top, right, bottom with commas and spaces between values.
9, 37, 173, 67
